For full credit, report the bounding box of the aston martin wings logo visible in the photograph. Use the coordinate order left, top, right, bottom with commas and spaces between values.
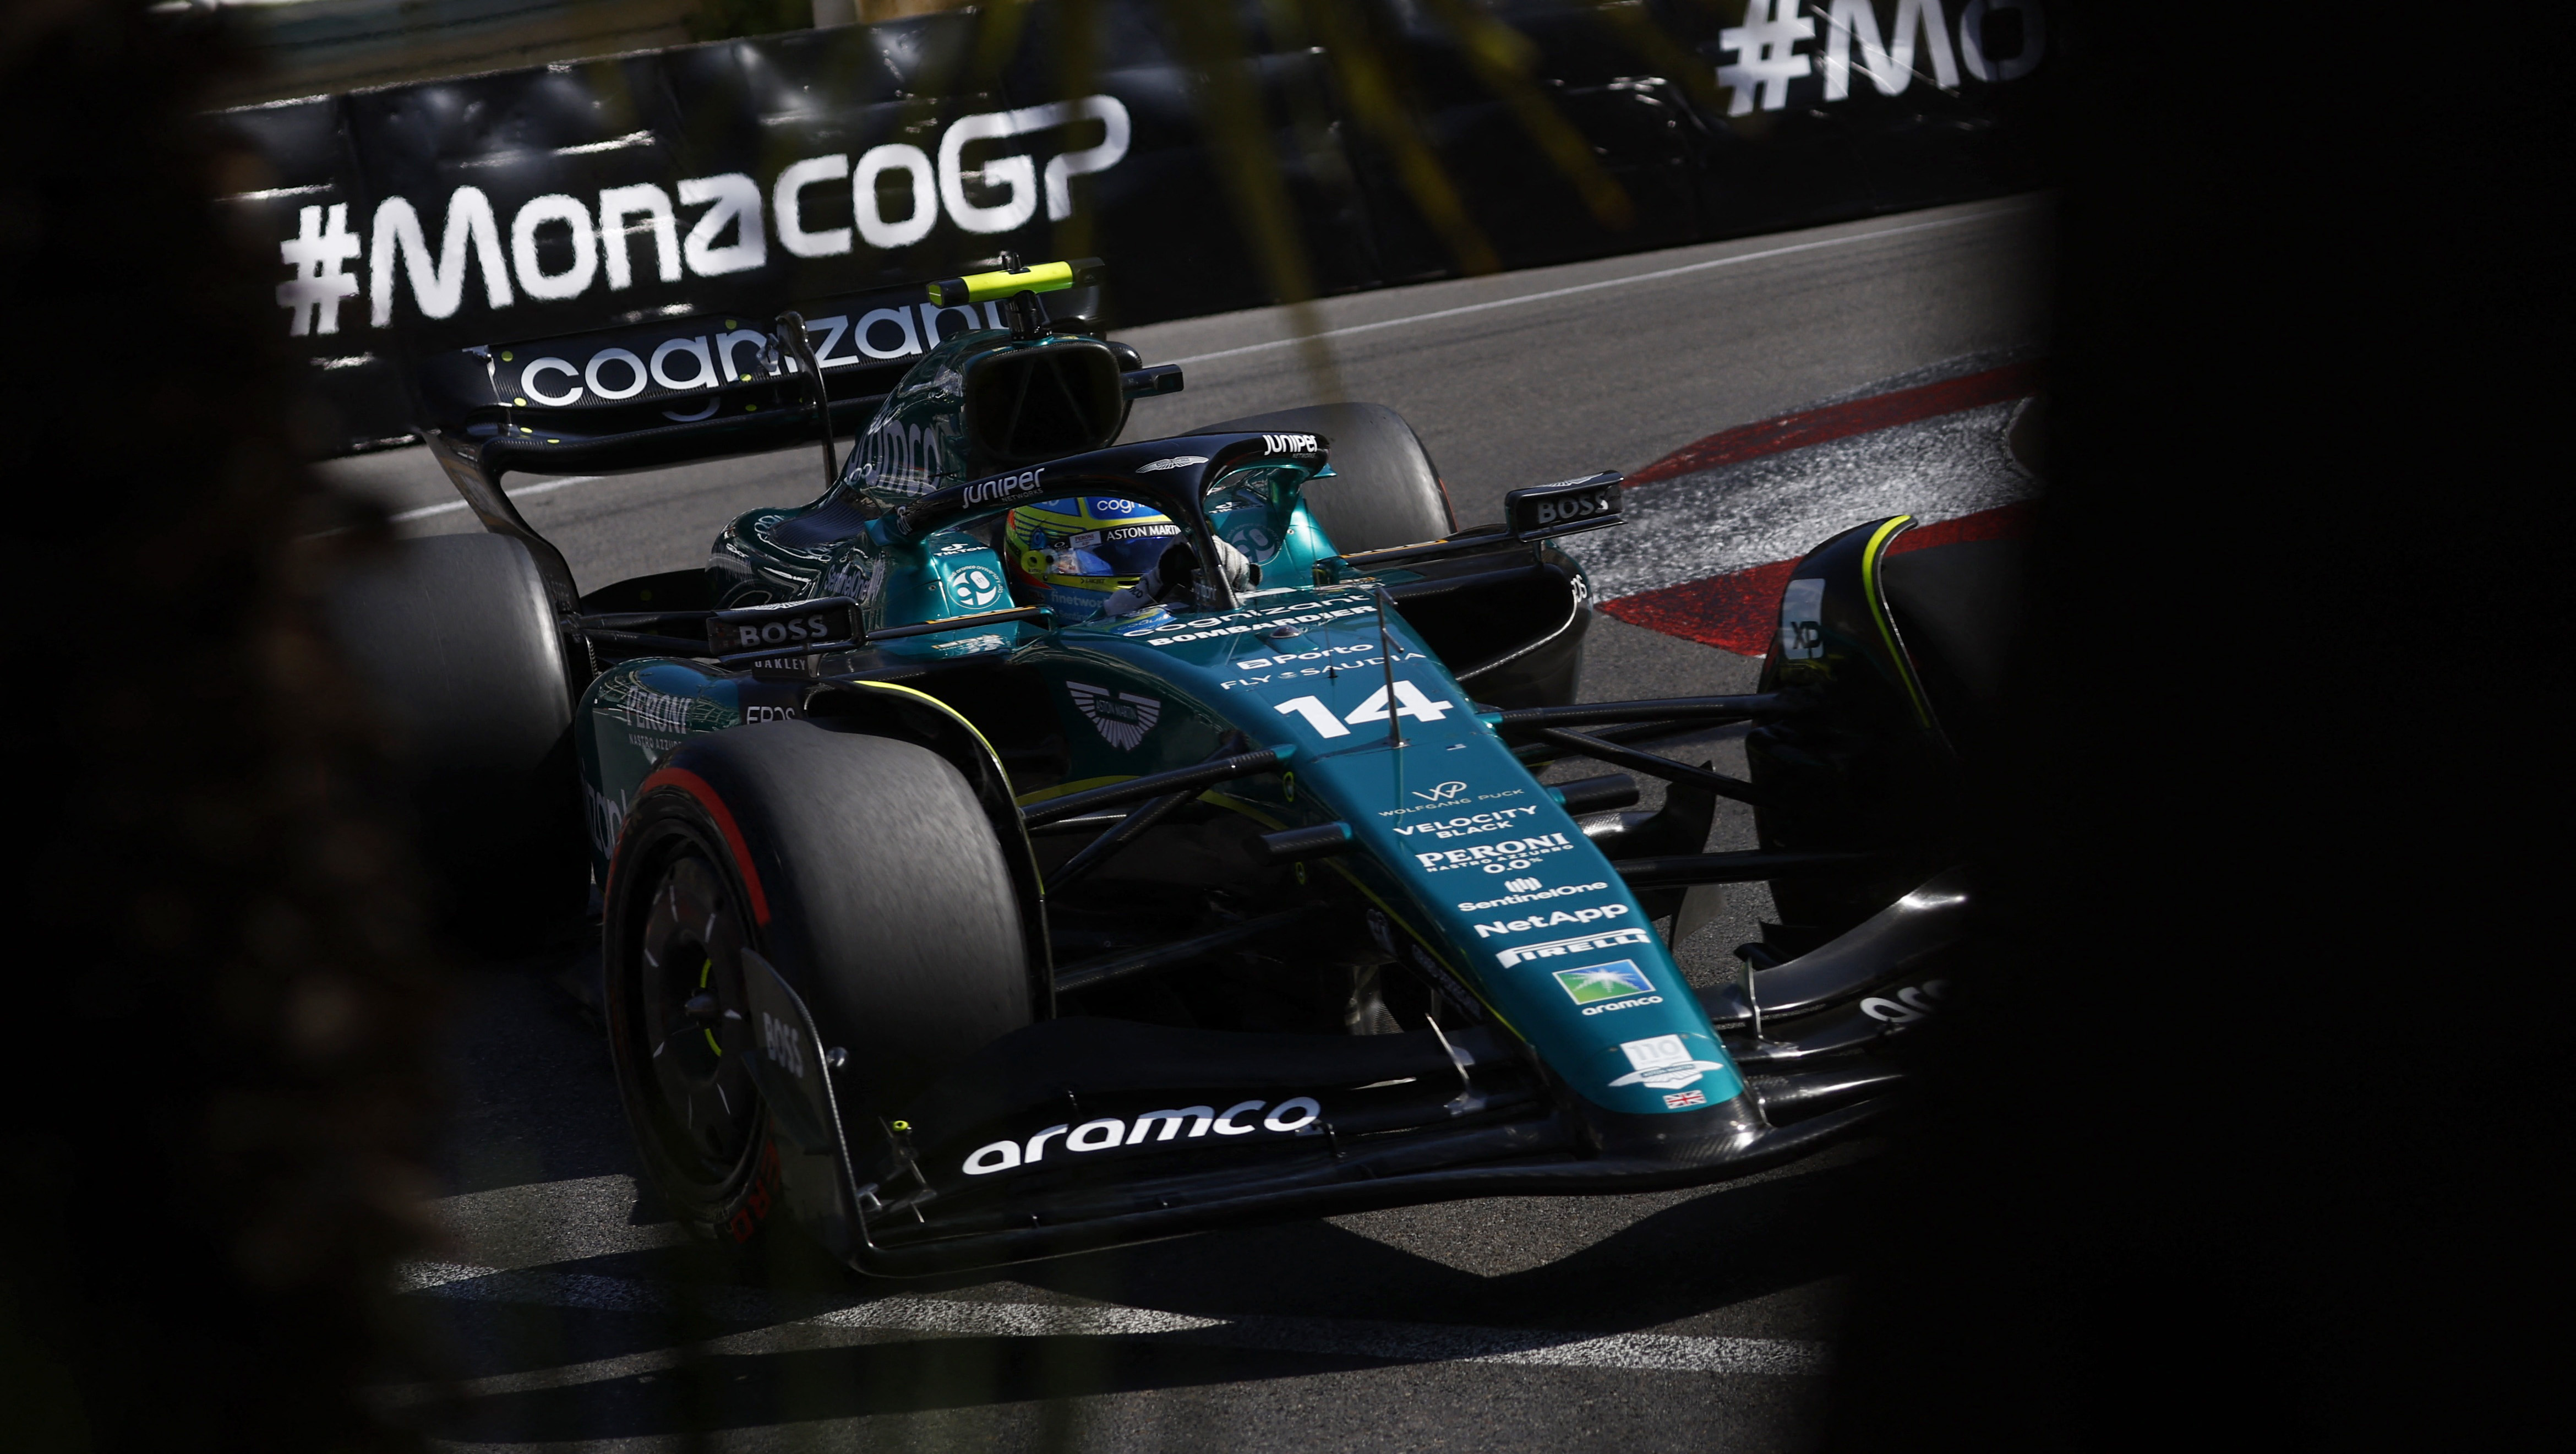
1066, 680, 1163, 750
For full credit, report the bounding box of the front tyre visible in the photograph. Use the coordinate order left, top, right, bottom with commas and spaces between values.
603, 721, 1034, 1250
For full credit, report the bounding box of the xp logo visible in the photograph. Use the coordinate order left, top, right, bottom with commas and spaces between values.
1415, 781, 1469, 803
1779, 578, 1827, 661
949, 565, 1003, 609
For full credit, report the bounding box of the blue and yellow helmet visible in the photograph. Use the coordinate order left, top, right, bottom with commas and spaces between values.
1003, 497, 1183, 623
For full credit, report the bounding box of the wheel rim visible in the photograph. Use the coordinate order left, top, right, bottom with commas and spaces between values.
629, 845, 761, 1189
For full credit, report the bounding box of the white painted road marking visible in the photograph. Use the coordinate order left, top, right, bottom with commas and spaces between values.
396, 1260, 1829, 1377
1162, 203, 2043, 369
392, 474, 599, 522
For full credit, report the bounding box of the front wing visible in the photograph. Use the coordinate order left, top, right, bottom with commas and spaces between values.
739, 873, 1964, 1275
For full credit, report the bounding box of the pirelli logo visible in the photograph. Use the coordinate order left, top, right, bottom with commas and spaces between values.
1494, 926, 1655, 968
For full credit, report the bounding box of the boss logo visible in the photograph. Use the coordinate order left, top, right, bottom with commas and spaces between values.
720, 614, 834, 651
758, 1010, 806, 1080
709, 601, 854, 656
962, 465, 1046, 506
1532, 489, 1616, 526
1507, 473, 1625, 539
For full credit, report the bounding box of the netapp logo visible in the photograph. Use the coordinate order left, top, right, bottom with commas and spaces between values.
1472, 903, 1630, 939
269, 96, 1132, 337
1494, 926, 1655, 968
963, 466, 1047, 507
960, 1097, 1322, 1176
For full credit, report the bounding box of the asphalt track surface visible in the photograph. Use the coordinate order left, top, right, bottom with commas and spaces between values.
325, 194, 2051, 1451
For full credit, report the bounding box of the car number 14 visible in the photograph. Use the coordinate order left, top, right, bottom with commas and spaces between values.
1274, 681, 1456, 738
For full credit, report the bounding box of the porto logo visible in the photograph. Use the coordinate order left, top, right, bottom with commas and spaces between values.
1551, 960, 1653, 1005
1066, 680, 1162, 750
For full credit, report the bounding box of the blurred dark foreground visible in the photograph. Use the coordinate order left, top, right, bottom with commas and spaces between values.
0, 4, 445, 1450
0, 2, 2557, 1450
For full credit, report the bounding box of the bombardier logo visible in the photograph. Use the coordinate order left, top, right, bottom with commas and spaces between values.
1066, 681, 1161, 750
960, 1096, 1322, 1176
1495, 926, 1655, 968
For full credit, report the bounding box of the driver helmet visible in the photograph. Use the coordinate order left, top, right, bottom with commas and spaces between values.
1003, 496, 1185, 623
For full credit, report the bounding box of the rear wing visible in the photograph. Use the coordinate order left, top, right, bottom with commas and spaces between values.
413, 274, 1108, 482
407, 267, 1116, 650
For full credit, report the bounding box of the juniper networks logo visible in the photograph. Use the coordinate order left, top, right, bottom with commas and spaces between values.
269, 98, 1131, 337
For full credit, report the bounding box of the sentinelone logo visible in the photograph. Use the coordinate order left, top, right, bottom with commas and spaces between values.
270, 97, 1130, 339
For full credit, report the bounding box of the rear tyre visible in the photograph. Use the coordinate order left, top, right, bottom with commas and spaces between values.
1192, 401, 1456, 553
327, 532, 585, 948
603, 721, 1034, 1249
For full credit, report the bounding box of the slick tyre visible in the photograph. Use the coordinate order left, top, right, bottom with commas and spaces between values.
1193, 401, 1455, 553
603, 721, 1033, 1251
328, 532, 585, 947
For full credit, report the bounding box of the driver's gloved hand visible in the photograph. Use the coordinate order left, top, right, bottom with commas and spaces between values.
1103, 537, 1253, 617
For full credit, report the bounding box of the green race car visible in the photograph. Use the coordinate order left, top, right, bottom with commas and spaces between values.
337, 259, 1979, 1273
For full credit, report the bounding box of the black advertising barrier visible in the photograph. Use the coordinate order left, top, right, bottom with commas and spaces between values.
209, 0, 2053, 456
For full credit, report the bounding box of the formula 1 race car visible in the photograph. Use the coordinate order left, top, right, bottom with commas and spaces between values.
335, 259, 1987, 1274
